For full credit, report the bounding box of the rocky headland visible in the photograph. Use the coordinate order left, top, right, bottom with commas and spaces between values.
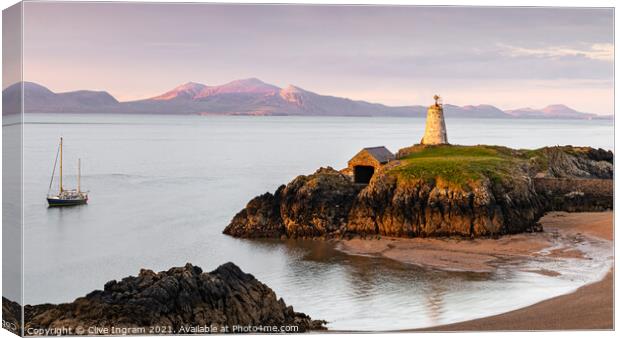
6, 262, 325, 335
224, 144, 613, 239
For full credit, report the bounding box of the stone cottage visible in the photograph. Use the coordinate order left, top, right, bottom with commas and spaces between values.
347, 146, 395, 184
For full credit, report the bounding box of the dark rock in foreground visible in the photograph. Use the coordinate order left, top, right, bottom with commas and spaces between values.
2, 297, 21, 335
224, 145, 613, 239
21, 263, 325, 334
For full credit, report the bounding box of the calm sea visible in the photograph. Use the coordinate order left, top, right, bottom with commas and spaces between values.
18, 114, 613, 330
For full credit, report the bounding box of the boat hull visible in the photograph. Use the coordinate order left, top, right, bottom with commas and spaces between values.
47, 198, 88, 207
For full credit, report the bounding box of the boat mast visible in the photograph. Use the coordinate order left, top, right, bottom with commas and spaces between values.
59, 137, 63, 193
77, 158, 81, 193
48, 140, 61, 196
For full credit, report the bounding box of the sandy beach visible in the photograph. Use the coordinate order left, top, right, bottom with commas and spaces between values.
336, 211, 613, 330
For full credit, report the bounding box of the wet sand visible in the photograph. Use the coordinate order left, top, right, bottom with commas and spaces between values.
335, 211, 613, 330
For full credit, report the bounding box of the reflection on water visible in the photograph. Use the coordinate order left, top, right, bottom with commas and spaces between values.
21, 114, 613, 331
241, 236, 611, 331
424, 284, 446, 325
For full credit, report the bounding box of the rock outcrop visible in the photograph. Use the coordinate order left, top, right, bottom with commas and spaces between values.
226, 168, 362, 239
536, 146, 613, 179
21, 263, 325, 334
224, 145, 613, 239
2, 297, 21, 335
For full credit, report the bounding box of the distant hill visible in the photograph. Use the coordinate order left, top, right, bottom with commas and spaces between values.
3, 81, 119, 115
2, 81, 119, 115
120, 78, 420, 117
2, 79, 611, 120
505, 104, 605, 120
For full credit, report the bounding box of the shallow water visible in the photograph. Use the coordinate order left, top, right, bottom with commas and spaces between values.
18, 114, 613, 330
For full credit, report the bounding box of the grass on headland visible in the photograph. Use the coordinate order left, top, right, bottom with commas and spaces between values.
391, 144, 527, 188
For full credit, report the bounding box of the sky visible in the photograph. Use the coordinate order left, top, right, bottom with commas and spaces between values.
20, 3, 614, 115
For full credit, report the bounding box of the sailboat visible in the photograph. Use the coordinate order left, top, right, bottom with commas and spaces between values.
47, 137, 88, 207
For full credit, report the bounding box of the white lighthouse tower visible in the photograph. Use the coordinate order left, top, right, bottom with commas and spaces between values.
421, 94, 448, 145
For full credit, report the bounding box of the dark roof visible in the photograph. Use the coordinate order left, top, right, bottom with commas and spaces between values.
363, 146, 394, 164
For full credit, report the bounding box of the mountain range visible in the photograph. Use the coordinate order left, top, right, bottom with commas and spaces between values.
2, 78, 612, 120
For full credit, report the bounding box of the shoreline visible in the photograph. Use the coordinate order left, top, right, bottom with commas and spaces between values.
335, 211, 614, 331
335, 212, 612, 274
418, 269, 613, 331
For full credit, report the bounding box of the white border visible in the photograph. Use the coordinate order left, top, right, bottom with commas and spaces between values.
0, 1, 616, 338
